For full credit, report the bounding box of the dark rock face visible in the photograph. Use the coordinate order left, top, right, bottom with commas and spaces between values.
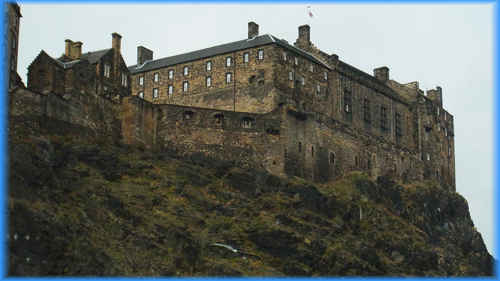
7, 122, 492, 276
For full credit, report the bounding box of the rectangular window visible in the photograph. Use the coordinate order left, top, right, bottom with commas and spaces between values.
226, 57, 232, 67
324, 72, 328, 81
289, 71, 293, 81
445, 127, 448, 137
183, 81, 189, 92
316, 84, 321, 94
104, 64, 111, 78
363, 98, 371, 123
283, 52, 287, 61
395, 112, 402, 138
380, 106, 388, 131
437, 107, 440, 116
206, 76, 212, 87
258, 49, 264, 60
294, 57, 299, 66
153, 88, 159, 98
138, 91, 144, 99
154, 72, 159, 82
226, 72, 232, 84
121, 73, 127, 87
444, 113, 447, 121
168, 70, 174, 80
426, 153, 431, 161
244, 53, 249, 63
139, 75, 144, 86
344, 90, 352, 113
168, 85, 173, 96
301, 77, 305, 86
183, 66, 189, 76
206, 61, 212, 71
310, 64, 314, 72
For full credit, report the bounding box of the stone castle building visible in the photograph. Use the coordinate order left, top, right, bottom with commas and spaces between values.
16, 20, 456, 190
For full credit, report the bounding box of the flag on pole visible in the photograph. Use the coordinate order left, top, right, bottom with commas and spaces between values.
307, 6, 314, 18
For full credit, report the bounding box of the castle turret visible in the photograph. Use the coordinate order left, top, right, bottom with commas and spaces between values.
427, 86, 443, 107
296, 24, 311, 49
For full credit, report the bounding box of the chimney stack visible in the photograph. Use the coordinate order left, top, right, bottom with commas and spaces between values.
373, 66, 389, 83
71, 41, 82, 59
296, 24, 311, 48
65, 39, 73, 58
248, 21, 259, 39
137, 46, 153, 65
112, 32, 122, 54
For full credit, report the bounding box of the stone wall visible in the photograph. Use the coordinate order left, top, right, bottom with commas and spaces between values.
9, 87, 122, 142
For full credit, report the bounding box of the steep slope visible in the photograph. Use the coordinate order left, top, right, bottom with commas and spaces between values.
8, 128, 493, 276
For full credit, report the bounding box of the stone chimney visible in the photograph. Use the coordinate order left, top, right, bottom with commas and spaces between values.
112, 32, 122, 54
65, 39, 82, 60
137, 46, 153, 65
248, 21, 259, 39
71, 41, 82, 59
373, 66, 389, 83
65, 39, 73, 58
296, 24, 311, 48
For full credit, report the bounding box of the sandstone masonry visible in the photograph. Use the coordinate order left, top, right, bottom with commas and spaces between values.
17, 20, 455, 190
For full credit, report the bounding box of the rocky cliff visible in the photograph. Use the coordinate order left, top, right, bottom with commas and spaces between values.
8, 117, 493, 276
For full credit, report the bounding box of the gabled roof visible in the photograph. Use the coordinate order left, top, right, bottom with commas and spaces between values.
79, 48, 112, 64
128, 34, 332, 74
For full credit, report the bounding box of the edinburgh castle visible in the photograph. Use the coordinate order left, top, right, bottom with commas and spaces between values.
8, 8, 455, 190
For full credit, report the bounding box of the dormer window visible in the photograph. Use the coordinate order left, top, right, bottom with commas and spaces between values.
121, 73, 128, 87
226, 57, 232, 67
244, 53, 249, 63
168, 70, 174, 80
258, 49, 264, 60
104, 64, 111, 78
206, 61, 212, 71
183, 81, 189, 92
139, 76, 144, 86
154, 72, 159, 83
183, 66, 189, 76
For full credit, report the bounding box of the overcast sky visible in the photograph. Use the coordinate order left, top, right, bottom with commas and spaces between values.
16, 3, 495, 257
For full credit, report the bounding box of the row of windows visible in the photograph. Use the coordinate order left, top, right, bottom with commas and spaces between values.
288, 71, 323, 93
344, 91, 403, 136
138, 72, 236, 99
282, 52, 328, 81
137, 50, 265, 87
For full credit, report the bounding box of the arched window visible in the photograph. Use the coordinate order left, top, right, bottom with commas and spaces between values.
214, 113, 224, 125
241, 117, 254, 128
183, 110, 194, 120
330, 152, 335, 165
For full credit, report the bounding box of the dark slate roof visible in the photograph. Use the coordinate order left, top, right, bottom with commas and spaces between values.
128, 34, 332, 74
54, 48, 112, 69
79, 48, 111, 64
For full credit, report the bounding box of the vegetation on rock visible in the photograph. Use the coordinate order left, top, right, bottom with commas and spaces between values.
8, 124, 493, 276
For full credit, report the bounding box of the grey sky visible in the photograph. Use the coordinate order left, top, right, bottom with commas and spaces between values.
17, 3, 495, 257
